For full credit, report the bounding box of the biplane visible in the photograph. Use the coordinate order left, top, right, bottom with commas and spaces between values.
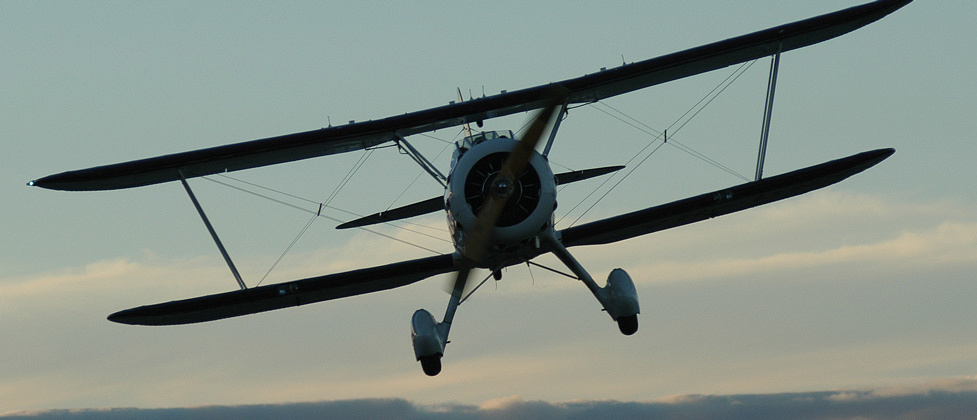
29, 0, 909, 376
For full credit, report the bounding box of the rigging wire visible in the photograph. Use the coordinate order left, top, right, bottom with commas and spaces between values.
194, 58, 763, 287
596, 101, 749, 181
596, 58, 758, 180
200, 146, 450, 287
252, 148, 376, 286
386, 133, 455, 213
566, 140, 667, 227
458, 271, 495, 305
203, 176, 450, 280
417, 131, 455, 145
560, 59, 759, 227
526, 260, 578, 280
204, 175, 450, 244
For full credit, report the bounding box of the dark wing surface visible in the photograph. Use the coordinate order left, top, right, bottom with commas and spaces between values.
29, 0, 909, 192
109, 253, 457, 326
559, 149, 895, 248
336, 197, 446, 230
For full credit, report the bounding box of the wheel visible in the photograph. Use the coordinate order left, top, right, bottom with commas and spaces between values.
419, 355, 442, 376
617, 314, 638, 335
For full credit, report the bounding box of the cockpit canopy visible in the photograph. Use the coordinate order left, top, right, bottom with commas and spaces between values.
456, 130, 515, 152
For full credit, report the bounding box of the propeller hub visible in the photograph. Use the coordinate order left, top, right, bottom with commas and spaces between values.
491, 177, 514, 199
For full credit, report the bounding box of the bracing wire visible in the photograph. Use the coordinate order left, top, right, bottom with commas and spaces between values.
417, 131, 456, 145
560, 59, 759, 227
526, 260, 578, 280
386, 137, 454, 213
459, 271, 495, 305
566, 140, 668, 227
596, 102, 749, 181
200, 145, 452, 287
204, 175, 450, 246
252, 148, 376, 285
596, 58, 758, 180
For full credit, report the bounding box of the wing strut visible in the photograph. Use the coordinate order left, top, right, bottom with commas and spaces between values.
756, 44, 782, 181
541, 99, 569, 157
179, 172, 247, 290
457, 87, 474, 140
395, 135, 447, 187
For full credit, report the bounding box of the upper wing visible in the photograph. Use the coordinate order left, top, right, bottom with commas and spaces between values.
559, 149, 895, 248
108, 253, 457, 326
29, 0, 910, 192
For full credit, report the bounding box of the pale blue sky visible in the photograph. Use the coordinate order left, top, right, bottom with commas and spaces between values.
3, 0, 977, 415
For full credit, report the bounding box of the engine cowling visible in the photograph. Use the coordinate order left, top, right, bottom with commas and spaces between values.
446, 137, 556, 247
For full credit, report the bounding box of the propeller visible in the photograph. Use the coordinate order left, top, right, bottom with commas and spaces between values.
464, 152, 542, 227
445, 88, 567, 305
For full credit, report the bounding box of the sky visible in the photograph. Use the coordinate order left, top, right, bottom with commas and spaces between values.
3, 0, 977, 418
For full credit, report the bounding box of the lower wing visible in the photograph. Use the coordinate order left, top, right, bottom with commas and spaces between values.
559, 148, 894, 247
108, 254, 457, 326
108, 149, 893, 326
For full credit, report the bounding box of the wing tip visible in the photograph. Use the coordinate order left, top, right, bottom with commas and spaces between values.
869, 147, 896, 163
107, 306, 185, 326
107, 310, 139, 326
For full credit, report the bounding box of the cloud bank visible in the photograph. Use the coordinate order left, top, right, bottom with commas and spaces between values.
7, 381, 977, 420
4, 191, 977, 410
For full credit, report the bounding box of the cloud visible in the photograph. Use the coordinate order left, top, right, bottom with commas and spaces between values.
7, 381, 977, 420
639, 219, 977, 284
4, 191, 977, 410
566, 190, 977, 285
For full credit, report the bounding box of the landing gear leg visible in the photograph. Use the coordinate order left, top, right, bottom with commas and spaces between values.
411, 265, 471, 376
541, 231, 640, 334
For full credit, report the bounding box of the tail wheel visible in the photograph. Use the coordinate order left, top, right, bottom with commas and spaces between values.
419, 355, 442, 376
617, 315, 638, 336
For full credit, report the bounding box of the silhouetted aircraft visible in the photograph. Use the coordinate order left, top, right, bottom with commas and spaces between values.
30, 0, 909, 376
